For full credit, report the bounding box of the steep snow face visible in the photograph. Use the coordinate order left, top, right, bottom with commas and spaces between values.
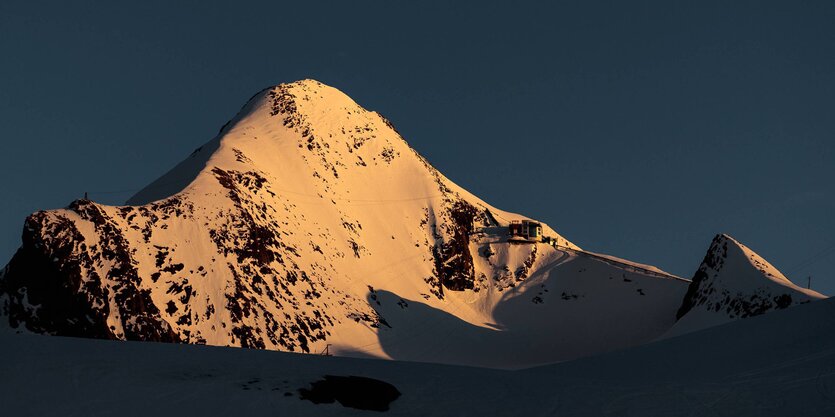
667, 234, 826, 337
0, 79, 690, 368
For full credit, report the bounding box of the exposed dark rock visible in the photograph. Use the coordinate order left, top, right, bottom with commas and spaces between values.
431, 200, 478, 294
1, 212, 113, 338
1, 207, 177, 342
514, 245, 537, 281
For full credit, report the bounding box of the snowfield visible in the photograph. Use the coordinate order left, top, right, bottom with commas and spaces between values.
2, 293, 834, 416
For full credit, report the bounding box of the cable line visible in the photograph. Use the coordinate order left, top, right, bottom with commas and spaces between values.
786, 242, 835, 275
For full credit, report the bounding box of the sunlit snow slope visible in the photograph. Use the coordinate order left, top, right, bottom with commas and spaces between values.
0, 80, 778, 368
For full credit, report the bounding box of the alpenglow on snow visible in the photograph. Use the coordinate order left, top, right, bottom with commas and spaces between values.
0, 80, 824, 369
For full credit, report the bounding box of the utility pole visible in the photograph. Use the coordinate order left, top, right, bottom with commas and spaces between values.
808, 276, 812, 290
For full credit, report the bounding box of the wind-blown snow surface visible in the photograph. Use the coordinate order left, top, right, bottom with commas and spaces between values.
668, 234, 825, 338
2, 294, 835, 416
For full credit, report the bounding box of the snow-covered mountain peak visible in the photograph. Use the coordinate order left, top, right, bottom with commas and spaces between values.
126, 78, 414, 207
5, 80, 822, 369
234, 78, 401, 154
666, 233, 825, 337
701, 234, 806, 289
4, 79, 612, 367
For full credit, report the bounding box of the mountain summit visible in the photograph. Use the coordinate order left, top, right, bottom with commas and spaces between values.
0, 80, 824, 368
667, 234, 825, 337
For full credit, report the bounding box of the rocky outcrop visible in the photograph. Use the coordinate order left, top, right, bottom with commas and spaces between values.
1, 203, 177, 342
432, 200, 479, 294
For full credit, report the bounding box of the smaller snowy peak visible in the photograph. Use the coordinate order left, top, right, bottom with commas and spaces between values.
667, 234, 826, 337
693, 234, 795, 289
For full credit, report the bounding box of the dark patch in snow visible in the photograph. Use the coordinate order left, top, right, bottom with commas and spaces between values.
299, 375, 401, 412
0, 202, 178, 342
431, 200, 479, 294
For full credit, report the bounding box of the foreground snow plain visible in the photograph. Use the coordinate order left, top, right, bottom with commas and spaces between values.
2, 294, 834, 416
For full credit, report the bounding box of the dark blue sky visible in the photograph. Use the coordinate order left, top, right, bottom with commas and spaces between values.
2, 1, 834, 293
